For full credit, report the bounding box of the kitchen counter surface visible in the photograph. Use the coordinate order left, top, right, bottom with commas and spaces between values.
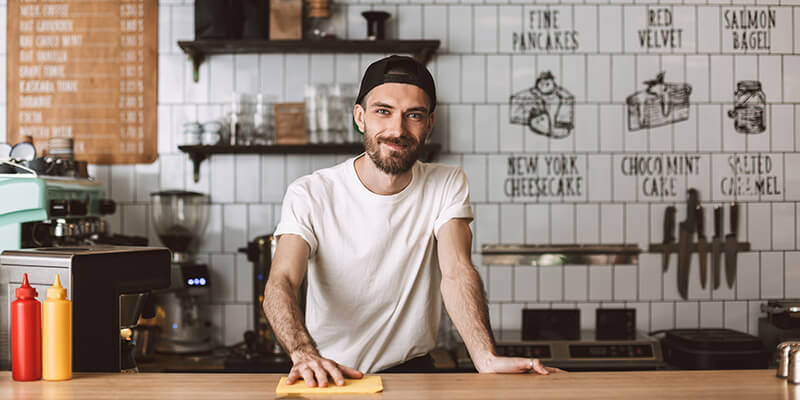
0, 370, 790, 399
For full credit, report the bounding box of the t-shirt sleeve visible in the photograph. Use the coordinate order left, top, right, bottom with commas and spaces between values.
274, 182, 319, 257
433, 167, 474, 238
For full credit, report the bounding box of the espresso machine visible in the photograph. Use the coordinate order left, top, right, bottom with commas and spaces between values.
0, 172, 118, 250
0, 246, 171, 372
225, 234, 291, 372
149, 190, 215, 354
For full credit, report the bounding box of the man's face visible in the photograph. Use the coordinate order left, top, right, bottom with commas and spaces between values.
354, 83, 434, 175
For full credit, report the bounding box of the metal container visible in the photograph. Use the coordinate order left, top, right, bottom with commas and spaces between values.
790, 346, 800, 384
239, 234, 279, 355
778, 342, 800, 378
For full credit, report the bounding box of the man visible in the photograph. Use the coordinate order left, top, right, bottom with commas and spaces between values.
263, 55, 559, 387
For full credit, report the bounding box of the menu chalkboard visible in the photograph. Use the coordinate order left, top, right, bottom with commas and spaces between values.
7, 0, 158, 164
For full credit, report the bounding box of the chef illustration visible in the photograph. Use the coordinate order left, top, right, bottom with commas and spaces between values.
263, 55, 561, 387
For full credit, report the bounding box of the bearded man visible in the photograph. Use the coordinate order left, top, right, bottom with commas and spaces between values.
263, 55, 559, 387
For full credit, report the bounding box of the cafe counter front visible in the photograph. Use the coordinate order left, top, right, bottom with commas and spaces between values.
0, 370, 789, 399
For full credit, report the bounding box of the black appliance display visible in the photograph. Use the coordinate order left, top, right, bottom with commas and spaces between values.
657, 328, 768, 370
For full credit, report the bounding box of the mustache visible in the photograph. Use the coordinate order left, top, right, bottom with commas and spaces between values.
377, 135, 418, 147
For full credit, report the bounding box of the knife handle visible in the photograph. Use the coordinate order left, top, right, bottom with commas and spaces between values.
686, 189, 699, 231
664, 206, 676, 242
729, 202, 739, 237
696, 206, 705, 238
714, 206, 723, 238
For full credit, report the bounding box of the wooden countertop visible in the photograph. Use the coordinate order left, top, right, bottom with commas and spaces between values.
0, 370, 791, 399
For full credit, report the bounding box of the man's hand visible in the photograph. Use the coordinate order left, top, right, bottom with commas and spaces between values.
265, 234, 364, 387
286, 353, 364, 387
475, 354, 563, 375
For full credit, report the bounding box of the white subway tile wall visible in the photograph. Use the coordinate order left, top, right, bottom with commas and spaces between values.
2, 0, 798, 342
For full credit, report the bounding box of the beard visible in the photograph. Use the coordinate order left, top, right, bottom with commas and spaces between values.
363, 124, 424, 175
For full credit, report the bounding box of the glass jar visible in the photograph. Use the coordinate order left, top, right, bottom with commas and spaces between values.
252, 94, 275, 145
330, 83, 358, 143
304, 84, 325, 143
728, 80, 766, 134
228, 92, 255, 145
305, 0, 332, 39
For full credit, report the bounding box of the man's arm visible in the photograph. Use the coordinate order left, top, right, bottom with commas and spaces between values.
263, 234, 363, 386
437, 219, 559, 374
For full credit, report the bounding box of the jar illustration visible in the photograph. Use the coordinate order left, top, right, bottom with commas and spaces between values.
728, 81, 766, 134
509, 71, 575, 139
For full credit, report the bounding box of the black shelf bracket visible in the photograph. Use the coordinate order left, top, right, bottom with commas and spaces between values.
187, 150, 210, 183
185, 50, 205, 83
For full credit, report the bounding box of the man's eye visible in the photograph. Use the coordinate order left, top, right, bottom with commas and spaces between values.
408, 113, 423, 119
376, 109, 389, 115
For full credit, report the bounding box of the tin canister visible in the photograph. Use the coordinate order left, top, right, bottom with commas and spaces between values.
789, 346, 800, 384
778, 342, 800, 378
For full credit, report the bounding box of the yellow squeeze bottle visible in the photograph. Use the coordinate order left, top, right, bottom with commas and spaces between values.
42, 274, 71, 381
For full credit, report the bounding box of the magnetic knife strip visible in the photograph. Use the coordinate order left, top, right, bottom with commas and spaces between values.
647, 189, 750, 300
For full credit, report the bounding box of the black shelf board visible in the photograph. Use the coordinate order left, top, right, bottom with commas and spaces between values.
179, 143, 442, 182
178, 39, 440, 82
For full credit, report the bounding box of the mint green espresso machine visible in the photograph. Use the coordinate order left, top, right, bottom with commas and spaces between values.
0, 173, 116, 251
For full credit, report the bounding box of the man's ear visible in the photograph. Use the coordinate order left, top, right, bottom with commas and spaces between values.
425, 111, 435, 142
353, 103, 366, 133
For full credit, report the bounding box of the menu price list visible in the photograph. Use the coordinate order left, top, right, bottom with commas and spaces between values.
7, 0, 157, 164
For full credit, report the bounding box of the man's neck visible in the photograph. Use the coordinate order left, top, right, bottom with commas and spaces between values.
353, 154, 413, 195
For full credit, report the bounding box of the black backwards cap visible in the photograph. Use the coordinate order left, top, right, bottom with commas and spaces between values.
355, 55, 437, 112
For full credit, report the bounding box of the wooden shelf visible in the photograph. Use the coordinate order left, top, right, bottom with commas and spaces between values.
177, 39, 441, 82
179, 143, 442, 182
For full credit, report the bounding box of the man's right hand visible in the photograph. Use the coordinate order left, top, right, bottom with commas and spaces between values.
286, 353, 364, 387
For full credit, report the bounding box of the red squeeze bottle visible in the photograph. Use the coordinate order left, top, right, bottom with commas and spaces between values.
11, 273, 42, 381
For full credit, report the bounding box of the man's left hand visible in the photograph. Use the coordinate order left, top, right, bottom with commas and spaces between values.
476, 355, 564, 375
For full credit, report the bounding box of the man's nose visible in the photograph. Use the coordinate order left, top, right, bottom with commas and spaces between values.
384, 113, 406, 136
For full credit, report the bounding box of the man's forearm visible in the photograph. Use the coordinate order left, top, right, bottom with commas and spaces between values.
441, 265, 496, 371
263, 278, 319, 362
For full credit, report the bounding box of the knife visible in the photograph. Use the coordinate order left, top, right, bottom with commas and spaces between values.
662, 205, 677, 272
677, 189, 699, 300
725, 202, 739, 289
711, 206, 724, 290
696, 206, 708, 289
677, 221, 691, 300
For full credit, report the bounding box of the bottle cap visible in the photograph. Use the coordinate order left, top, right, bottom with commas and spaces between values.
46, 274, 67, 300
15, 273, 37, 299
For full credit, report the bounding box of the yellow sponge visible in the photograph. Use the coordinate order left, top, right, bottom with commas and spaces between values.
275, 375, 383, 394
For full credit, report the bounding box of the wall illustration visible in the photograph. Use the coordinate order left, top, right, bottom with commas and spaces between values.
728, 80, 766, 134
509, 71, 575, 139
626, 72, 692, 131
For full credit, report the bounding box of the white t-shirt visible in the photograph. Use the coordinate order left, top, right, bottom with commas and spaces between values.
274, 154, 474, 373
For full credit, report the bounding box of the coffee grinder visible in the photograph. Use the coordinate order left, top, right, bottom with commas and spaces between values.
149, 190, 214, 354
